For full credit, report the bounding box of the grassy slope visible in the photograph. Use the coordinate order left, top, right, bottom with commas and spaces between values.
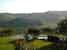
0, 32, 65, 50
0, 37, 53, 50
24, 40, 53, 48
0, 37, 15, 50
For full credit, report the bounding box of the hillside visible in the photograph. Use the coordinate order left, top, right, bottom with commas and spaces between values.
0, 11, 67, 32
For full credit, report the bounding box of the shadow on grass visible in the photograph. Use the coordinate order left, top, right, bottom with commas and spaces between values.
37, 43, 67, 50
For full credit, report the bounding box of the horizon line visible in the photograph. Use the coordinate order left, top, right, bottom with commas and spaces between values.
0, 10, 67, 14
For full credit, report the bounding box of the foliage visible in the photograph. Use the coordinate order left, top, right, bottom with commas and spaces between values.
41, 27, 53, 33
0, 28, 16, 36
27, 28, 40, 35
57, 17, 67, 34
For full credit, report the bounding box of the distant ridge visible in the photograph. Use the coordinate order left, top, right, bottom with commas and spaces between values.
0, 11, 67, 32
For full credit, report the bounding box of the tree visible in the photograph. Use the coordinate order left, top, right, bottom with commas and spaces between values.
42, 27, 53, 33
57, 17, 67, 34
0, 28, 16, 36
27, 28, 40, 35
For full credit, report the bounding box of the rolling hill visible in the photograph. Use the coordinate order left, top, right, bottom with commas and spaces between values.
0, 11, 67, 32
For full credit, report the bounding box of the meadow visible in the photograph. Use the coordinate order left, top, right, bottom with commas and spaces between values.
0, 33, 65, 50
0, 36, 53, 50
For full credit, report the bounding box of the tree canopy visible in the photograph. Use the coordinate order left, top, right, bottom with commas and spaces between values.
27, 28, 40, 35
57, 17, 67, 34
0, 28, 16, 36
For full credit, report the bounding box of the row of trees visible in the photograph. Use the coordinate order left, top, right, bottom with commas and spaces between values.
26, 17, 67, 35
0, 17, 67, 37
57, 17, 67, 34
0, 28, 16, 37
42, 17, 67, 34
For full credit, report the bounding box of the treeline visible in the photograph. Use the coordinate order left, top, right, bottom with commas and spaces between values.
25, 17, 67, 35
0, 28, 16, 37
0, 16, 67, 37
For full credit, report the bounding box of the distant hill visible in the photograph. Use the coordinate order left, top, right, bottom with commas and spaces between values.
0, 13, 15, 27
0, 13, 41, 27
0, 11, 67, 32
15, 11, 67, 27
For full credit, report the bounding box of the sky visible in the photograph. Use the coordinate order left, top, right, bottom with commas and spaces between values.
0, 0, 67, 13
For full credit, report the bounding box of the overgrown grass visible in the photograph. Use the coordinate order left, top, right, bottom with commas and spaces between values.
0, 37, 53, 50
0, 37, 14, 50
24, 40, 53, 48
0, 44, 14, 50
0, 33, 64, 50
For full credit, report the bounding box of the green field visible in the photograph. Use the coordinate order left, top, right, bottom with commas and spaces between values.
0, 33, 65, 50
0, 36, 53, 50
24, 40, 53, 48
0, 37, 15, 50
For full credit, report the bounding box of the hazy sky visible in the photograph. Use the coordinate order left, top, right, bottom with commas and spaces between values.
0, 0, 67, 13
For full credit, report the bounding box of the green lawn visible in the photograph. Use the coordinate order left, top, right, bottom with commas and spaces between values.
23, 39, 53, 49
0, 37, 53, 50
0, 37, 14, 50
0, 44, 14, 50
0, 33, 64, 50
